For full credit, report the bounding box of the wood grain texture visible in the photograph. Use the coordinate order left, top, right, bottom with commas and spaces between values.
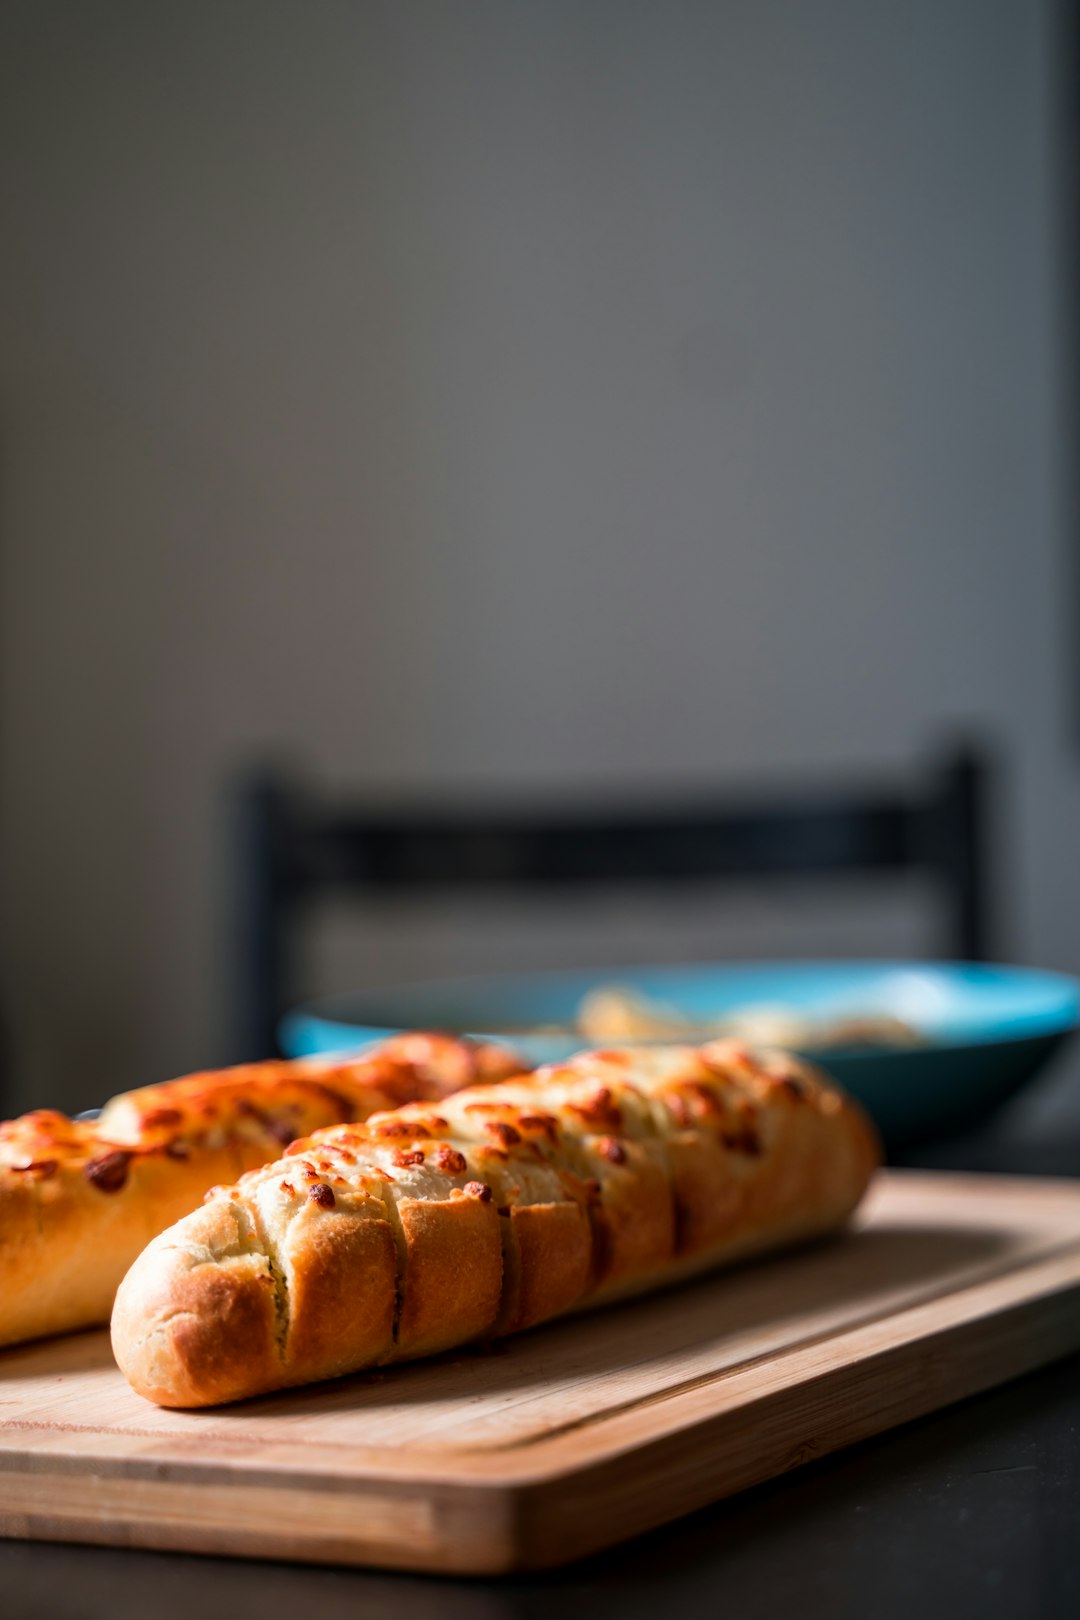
3, 1171, 1080, 1573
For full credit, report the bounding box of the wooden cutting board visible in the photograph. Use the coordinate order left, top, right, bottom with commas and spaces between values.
3, 1169, 1080, 1574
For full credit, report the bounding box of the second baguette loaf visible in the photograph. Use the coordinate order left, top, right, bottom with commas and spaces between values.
112, 1042, 879, 1406
0, 1034, 521, 1348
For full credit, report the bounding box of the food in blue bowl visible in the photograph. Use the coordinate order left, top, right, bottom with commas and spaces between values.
281, 961, 1080, 1152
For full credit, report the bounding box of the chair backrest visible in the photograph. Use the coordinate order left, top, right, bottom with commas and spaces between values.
232, 746, 992, 1060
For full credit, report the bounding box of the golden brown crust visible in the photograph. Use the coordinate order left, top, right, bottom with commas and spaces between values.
108, 1201, 285, 1409
274, 1198, 398, 1385
392, 1194, 504, 1359
0, 1035, 524, 1349
112, 1041, 880, 1406
501, 1202, 592, 1333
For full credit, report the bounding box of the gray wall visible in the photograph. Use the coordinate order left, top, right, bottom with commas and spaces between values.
1, 1, 1076, 1120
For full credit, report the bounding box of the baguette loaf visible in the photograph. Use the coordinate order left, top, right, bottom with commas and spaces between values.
112, 1042, 879, 1406
0, 1034, 521, 1348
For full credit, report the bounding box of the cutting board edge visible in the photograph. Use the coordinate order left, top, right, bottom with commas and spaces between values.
508, 1253, 1080, 1568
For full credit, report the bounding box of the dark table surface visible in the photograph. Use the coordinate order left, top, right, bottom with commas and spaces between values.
4, 1128, 1080, 1620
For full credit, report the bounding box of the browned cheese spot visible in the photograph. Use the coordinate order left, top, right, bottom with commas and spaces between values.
569, 1086, 623, 1131
84, 1150, 134, 1194
142, 1107, 183, 1128
486, 1121, 522, 1147
518, 1112, 559, 1141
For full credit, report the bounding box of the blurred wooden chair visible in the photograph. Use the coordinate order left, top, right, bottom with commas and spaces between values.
231, 746, 993, 1060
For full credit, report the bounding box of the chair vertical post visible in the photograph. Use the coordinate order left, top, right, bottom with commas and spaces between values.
234, 774, 297, 1060
938, 748, 991, 962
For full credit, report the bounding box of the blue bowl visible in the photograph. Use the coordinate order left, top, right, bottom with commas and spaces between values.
281, 961, 1080, 1152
